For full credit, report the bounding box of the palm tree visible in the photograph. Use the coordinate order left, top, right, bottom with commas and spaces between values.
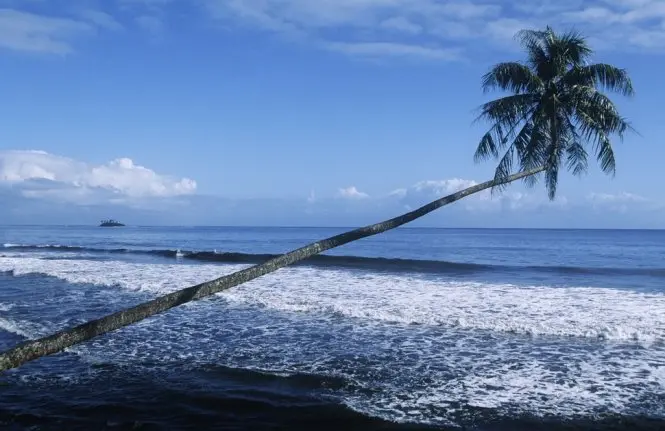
0, 27, 634, 372
475, 26, 634, 199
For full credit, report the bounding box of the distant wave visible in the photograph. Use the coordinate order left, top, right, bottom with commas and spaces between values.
3, 243, 665, 277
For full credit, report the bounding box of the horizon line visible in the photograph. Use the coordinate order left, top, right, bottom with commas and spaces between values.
1, 224, 663, 231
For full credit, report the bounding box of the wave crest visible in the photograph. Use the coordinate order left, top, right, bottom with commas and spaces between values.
4, 244, 665, 277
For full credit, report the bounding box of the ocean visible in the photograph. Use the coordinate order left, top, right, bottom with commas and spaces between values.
0, 225, 664, 430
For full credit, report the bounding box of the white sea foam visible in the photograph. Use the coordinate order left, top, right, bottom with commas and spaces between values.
0, 316, 47, 339
0, 256, 664, 343
1, 255, 665, 425
2, 243, 66, 248
72, 297, 665, 424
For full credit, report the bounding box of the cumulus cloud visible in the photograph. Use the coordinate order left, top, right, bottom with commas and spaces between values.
587, 191, 653, 213
0, 150, 197, 203
0, 152, 655, 228
388, 176, 570, 213
402, 178, 495, 210
337, 186, 369, 199
588, 191, 647, 203
413, 178, 480, 195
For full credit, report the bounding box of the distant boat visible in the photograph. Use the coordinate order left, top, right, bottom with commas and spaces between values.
99, 219, 125, 227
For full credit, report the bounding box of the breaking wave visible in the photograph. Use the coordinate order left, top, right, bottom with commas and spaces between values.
3, 243, 665, 277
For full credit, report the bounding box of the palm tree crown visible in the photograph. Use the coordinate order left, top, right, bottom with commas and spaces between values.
474, 26, 635, 199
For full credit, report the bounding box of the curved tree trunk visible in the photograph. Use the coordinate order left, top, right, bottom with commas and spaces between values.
0, 167, 544, 372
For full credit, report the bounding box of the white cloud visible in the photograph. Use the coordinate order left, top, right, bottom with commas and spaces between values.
586, 191, 652, 213
396, 177, 487, 210
118, 0, 175, 7
0, 152, 654, 227
484, 17, 537, 41
379, 16, 422, 34
588, 191, 648, 203
0, 9, 91, 54
198, 0, 665, 56
0, 150, 197, 203
413, 178, 479, 195
0, 4, 129, 54
388, 176, 571, 213
205, 0, 501, 30
326, 41, 460, 60
76, 10, 124, 31
563, 7, 622, 23
389, 187, 407, 198
1, 0, 664, 58
337, 186, 369, 199
199, 0, 496, 60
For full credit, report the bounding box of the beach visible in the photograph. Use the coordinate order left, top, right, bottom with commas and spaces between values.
1, 226, 664, 430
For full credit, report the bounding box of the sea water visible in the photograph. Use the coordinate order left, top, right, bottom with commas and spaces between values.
0, 226, 664, 430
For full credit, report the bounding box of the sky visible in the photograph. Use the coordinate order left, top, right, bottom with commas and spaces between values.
0, 0, 664, 228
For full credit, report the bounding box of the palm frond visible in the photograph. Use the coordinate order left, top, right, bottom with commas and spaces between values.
545, 163, 559, 200
597, 135, 617, 176
518, 108, 549, 173
490, 145, 516, 196
473, 95, 540, 162
567, 86, 631, 135
551, 29, 592, 68
515, 29, 549, 76
544, 139, 565, 199
568, 94, 619, 176
561, 113, 588, 176
474, 130, 501, 162
512, 119, 543, 188
475, 94, 539, 122
563, 64, 634, 96
481, 63, 543, 94
515, 28, 549, 53
492, 118, 539, 192
565, 142, 588, 176
522, 171, 541, 188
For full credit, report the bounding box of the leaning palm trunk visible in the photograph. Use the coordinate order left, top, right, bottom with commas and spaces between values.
0, 167, 545, 372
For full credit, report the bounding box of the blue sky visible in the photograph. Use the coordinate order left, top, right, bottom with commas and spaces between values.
0, 0, 664, 228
